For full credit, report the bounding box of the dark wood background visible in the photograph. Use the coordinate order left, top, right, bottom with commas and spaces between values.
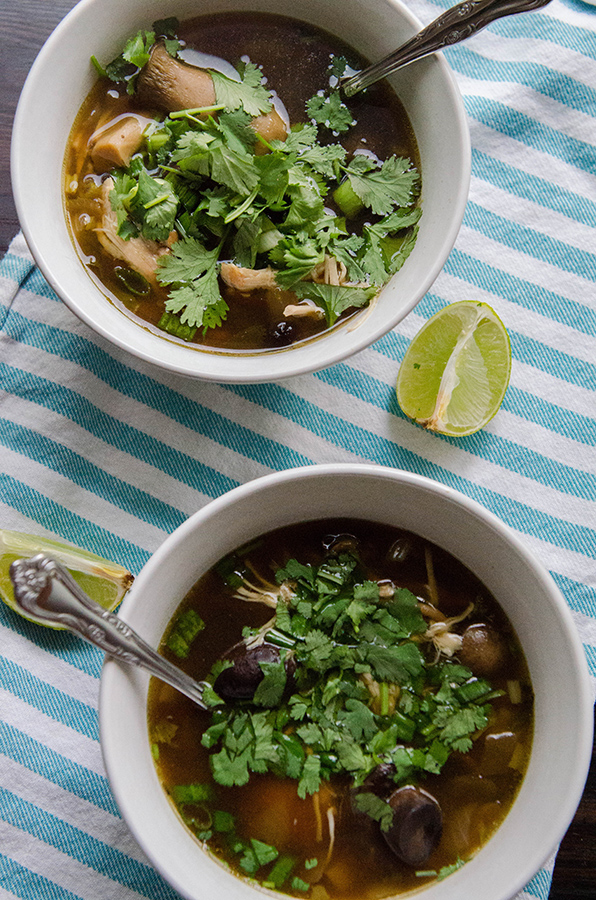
1, 2, 594, 896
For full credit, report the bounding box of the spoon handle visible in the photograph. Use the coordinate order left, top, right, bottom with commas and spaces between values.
9, 554, 208, 710
342, 0, 553, 96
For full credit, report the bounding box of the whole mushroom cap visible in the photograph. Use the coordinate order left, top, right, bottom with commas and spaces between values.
383, 785, 443, 866
459, 623, 509, 677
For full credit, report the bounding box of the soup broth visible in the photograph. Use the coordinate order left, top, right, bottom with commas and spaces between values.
64, 13, 420, 352
148, 520, 533, 899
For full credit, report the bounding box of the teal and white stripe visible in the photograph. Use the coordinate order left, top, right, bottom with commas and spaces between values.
1, 1, 595, 897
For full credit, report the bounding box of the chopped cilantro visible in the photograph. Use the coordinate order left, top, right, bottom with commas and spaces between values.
170, 783, 214, 804
212, 809, 235, 832
150, 719, 178, 745
90, 26, 422, 342
211, 63, 272, 117
198, 550, 499, 807
252, 655, 288, 708
437, 857, 466, 880
165, 608, 205, 658
267, 854, 296, 887
293, 282, 376, 327
306, 90, 354, 133
157, 237, 227, 330
344, 155, 420, 216
353, 791, 394, 831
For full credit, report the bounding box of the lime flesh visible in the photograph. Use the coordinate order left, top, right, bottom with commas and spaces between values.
396, 301, 511, 437
0, 529, 134, 628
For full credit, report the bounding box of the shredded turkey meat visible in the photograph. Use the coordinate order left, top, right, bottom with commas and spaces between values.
95, 178, 171, 284
219, 262, 278, 291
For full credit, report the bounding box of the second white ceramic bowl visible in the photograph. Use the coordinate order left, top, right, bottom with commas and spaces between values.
100, 464, 593, 900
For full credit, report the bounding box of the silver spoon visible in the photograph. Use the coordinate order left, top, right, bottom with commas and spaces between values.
9, 554, 209, 710
341, 0, 553, 97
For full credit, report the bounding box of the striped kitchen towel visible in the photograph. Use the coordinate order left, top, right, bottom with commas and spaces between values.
0, 0, 595, 898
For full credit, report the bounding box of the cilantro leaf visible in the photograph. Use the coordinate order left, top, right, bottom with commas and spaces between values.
385, 588, 427, 636
345, 155, 420, 215
209, 140, 260, 195
270, 238, 325, 289
337, 698, 377, 741
298, 142, 346, 179
384, 226, 420, 276
353, 791, 394, 831
108, 172, 138, 236
157, 237, 227, 330
253, 656, 288, 708
217, 109, 258, 154
276, 559, 315, 585
165, 278, 225, 330
122, 30, 156, 69
210, 747, 251, 786
293, 283, 376, 326
101, 29, 157, 91
283, 167, 326, 230
254, 153, 292, 204
363, 641, 424, 684
133, 169, 178, 241
157, 236, 219, 284
275, 124, 318, 154
301, 630, 336, 671
211, 62, 272, 117
251, 839, 279, 867
306, 90, 354, 133
436, 706, 489, 749
297, 752, 322, 798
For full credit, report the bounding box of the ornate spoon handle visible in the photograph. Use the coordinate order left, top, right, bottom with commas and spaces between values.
342, 0, 553, 97
10, 554, 209, 710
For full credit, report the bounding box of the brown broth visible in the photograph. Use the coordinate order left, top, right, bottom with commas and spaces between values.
64, 13, 420, 353
148, 520, 533, 899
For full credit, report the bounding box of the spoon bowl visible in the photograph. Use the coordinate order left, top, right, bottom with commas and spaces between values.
9, 553, 210, 709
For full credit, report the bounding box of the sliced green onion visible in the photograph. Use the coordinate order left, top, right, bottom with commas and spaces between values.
113, 265, 151, 296
333, 178, 364, 218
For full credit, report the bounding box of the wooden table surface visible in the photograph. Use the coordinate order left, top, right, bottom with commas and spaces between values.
1, 2, 595, 897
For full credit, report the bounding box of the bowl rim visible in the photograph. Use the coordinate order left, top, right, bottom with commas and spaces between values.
99, 463, 594, 900
11, 0, 471, 382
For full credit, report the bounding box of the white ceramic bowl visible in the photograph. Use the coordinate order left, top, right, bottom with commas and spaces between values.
12, 0, 470, 382
100, 464, 592, 900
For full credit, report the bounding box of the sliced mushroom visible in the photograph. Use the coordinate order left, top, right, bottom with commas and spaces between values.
322, 533, 360, 556
386, 536, 413, 565
95, 178, 170, 285
213, 641, 295, 701
137, 43, 217, 112
220, 262, 278, 291
89, 114, 152, 170
383, 786, 443, 867
136, 43, 287, 149
458, 623, 509, 677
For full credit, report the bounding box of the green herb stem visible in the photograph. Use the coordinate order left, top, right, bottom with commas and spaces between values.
169, 104, 227, 119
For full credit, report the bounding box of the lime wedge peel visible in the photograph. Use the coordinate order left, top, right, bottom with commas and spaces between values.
0, 529, 134, 628
396, 301, 512, 437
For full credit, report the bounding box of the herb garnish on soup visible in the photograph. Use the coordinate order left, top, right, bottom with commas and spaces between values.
64, 13, 421, 351
148, 519, 533, 898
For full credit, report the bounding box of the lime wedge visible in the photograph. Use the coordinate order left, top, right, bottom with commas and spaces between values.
0, 529, 134, 628
396, 301, 511, 437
